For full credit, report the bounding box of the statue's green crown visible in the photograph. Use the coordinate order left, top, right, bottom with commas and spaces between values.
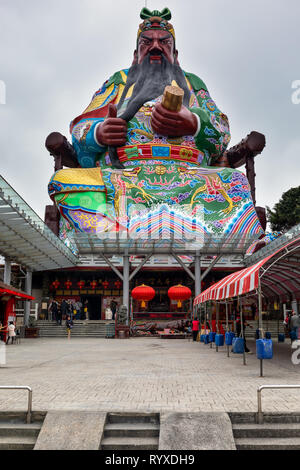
137, 7, 175, 41
140, 7, 172, 21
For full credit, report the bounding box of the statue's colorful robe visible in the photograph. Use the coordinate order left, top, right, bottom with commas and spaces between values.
48, 69, 264, 240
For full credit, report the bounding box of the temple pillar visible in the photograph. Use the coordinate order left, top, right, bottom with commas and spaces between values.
123, 254, 130, 324
291, 298, 298, 314
194, 253, 201, 298
4, 258, 11, 285
24, 270, 32, 327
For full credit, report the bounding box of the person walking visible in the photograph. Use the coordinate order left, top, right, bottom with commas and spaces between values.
49, 300, 59, 323
192, 318, 200, 342
56, 302, 62, 325
6, 321, 16, 345
83, 300, 89, 320
290, 311, 300, 341
0, 322, 7, 342
110, 300, 118, 320
60, 299, 70, 321
66, 315, 73, 340
283, 311, 292, 338
236, 314, 253, 353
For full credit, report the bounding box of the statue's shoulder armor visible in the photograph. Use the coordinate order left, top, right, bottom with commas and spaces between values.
102, 69, 128, 90
74, 70, 129, 123
184, 71, 208, 93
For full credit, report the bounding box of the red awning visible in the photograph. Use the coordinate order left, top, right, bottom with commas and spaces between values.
194, 235, 300, 305
0, 282, 34, 301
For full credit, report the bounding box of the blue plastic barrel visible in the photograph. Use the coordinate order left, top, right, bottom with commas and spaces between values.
278, 333, 285, 343
204, 334, 210, 344
225, 332, 235, 345
265, 331, 272, 339
290, 330, 297, 341
209, 332, 216, 343
256, 339, 273, 359
215, 334, 224, 346
232, 337, 244, 354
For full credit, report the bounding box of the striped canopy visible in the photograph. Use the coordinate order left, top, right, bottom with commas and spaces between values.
194, 235, 300, 305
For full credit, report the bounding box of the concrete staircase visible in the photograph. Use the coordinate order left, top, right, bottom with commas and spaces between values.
37, 320, 114, 338
100, 413, 160, 450
230, 412, 300, 450
0, 412, 46, 450
245, 321, 285, 339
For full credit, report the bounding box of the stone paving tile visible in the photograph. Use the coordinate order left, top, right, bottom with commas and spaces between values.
0, 338, 299, 414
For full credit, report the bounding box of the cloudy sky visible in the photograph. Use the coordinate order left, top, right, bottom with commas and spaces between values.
0, 0, 299, 220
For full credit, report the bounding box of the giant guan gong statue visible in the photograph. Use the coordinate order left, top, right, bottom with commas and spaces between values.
47, 8, 266, 246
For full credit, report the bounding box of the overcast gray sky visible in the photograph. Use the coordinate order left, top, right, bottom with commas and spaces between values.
0, 0, 299, 220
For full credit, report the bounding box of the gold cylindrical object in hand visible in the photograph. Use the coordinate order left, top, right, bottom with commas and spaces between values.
161, 85, 184, 112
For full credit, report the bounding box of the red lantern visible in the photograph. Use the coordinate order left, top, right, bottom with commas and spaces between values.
77, 280, 85, 289
114, 280, 122, 289
90, 280, 97, 289
51, 279, 60, 290
102, 280, 109, 289
64, 280, 72, 290
132, 284, 155, 308
168, 284, 192, 308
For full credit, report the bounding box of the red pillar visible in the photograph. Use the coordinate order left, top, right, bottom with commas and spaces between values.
3, 297, 16, 343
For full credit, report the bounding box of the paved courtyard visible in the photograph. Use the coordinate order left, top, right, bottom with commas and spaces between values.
0, 337, 300, 414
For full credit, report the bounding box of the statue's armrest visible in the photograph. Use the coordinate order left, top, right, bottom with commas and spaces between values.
45, 132, 80, 170
216, 131, 266, 168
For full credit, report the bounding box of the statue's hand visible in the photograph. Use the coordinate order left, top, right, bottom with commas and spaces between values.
151, 103, 198, 137
96, 104, 127, 146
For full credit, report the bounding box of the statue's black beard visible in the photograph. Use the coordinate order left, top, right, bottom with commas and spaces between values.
108, 53, 190, 169
117, 53, 190, 122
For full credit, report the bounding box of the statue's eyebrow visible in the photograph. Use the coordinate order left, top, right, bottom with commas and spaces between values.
140, 33, 172, 41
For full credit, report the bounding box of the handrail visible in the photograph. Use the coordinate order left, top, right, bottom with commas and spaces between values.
257, 385, 300, 424
0, 386, 32, 423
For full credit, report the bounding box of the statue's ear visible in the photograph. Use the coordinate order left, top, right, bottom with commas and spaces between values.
174, 49, 179, 65
132, 49, 138, 65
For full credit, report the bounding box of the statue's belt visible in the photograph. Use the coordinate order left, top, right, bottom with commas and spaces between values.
117, 144, 200, 164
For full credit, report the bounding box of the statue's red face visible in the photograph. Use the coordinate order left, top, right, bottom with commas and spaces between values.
137, 29, 175, 64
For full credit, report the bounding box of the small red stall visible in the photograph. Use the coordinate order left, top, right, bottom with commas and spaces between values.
0, 282, 35, 342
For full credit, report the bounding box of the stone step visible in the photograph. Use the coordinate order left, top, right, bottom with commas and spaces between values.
0, 435, 36, 450
39, 335, 107, 338
37, 320, 110, 323
101, 436, 158, 450
0, 422, 42, 437
37, 322, 110, 338
0, 412, 46, 423
107, 413, 159, 424
104, 422, 160, 438
39, 332, 107, 335
233, 423, 300, 438
230, 412, 300, 424
235, 437, 300, 450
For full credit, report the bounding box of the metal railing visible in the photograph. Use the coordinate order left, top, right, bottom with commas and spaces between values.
257, 384, 300, 423
0, 386, 32, 423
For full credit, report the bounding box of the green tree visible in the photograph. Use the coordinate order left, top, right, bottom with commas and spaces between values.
266, 186, 300, 232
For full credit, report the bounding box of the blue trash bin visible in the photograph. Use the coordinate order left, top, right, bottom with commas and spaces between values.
232, 337, 244, 354
215, 334, 224, 346
256, 339, 273, 359
290, 330, 297, 341
265, 331, 272, 339
225, 332, 235, 345
278, 333, 285, 343
200, 334, 205, 343
204, 334, 210, 344
209, 332, 216, 343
